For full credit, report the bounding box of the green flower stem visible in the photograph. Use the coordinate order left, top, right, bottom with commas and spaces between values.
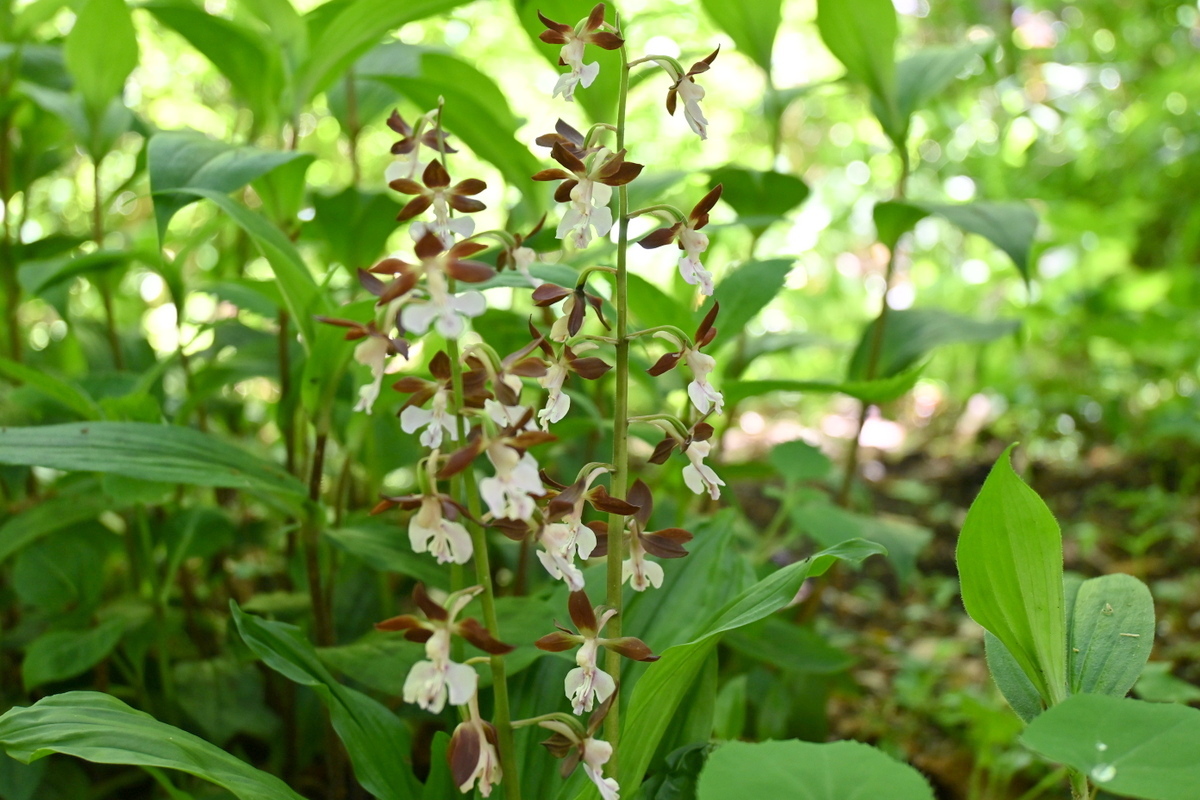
604, 36, 633, 764
446, 335, 521, 800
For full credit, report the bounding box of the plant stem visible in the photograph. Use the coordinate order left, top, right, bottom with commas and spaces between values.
446, 337, 521, 800
92, 155, 124, 370
836, 148, 910, 507
1069, 770, 1090, 800
604, 37, 633, 762
304, 428, 334, 648
0, 105, 19, 363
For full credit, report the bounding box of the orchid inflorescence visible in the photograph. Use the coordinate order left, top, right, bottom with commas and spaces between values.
321, 5, 724, 798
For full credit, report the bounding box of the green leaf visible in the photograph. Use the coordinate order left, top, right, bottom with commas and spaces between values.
816, 0, 899, 137
317, 633, 421, 698
910, 201, 1039, 281
326, 524, 449, 588
627, 272, 695, 336
304, 188, 400, 272
147, 131, 310, 239
1069, 573, 1155, 697
957, 446, 1067, 705
511, 0, 621, 124
1134, 663, 1200, 705
0, 692, 305, 800
702, 259, 792, 338
64, 0, 138, 121
601, 540, 885, 800
985, 631, 1044, 723
698, 740, 934, 800
0, 422, 306, 501
0, 482, 109, 564
358, 45, 543, 213
174, 658, 279, 745
231, 604, 421, 799
725, 618, 854, 675
873, 200, 929, 251
698, 0, 781, 73
0, 358, 100, 419
896, 40, 995, 121
22, 618, 126, 689
769, 439, 831, 482
1022, 694, 1200, 800
847, 308, 1018, 380
17, 249, 140, 297
707, 168, 809, 233
294, 0, 473, 106
790, 501, 931, 585
725, 362, 925, 407
142, 0, 284, 122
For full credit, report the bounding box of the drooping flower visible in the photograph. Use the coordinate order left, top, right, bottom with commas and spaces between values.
638, 184, 722, 295
448, 693, 503, 796
392, 350, 488, 448
478, 441, 544, 522
533, 144, 642, 249
665, 48, 719, 140
385, 109, 454, 181
590, 479, 692, 592
366, 232, 495, 339
409, 493, 474, 564
647, 302, 723, 416
528, 324, 612, 429
316, 315, 409, 414
534, 468, 638, 590
390, 159, 486, 247
532, 281, 609, 342
648, 419, 726, 500
376, 584, 513, 714
494, 216, 549, 287
535, 590, 658, 714
538, 4, 624, 102
539, 693, 622, 799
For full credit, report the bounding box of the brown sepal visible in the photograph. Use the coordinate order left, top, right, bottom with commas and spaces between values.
388, 178, 424, 195
587, 31, 624, 50
692, 422, 715, 441
447, 259, 496, 283
374, 614, 425, 633
449, 196, 486, 214
423, 159, 451, 188
438, 434, 485, 479
534, 630, 581, 652
628, 479, 653, 526
640, 528, 692, 559
569, 356, 611, 380
397, 194, 432, 221
414, 230, 445, 261
412, 582, 448, 621
691, 183, 723, 229
588, 485, 640, 516
603, 636, 659, 662
649, 437, 678, 465
458, 617, 516, 654
695, 300, 719, 346
532, 283, 572, 306
567, 590, 597, 634
637, 224, 680, 249
647, 351, 682, 376
449, 724, 483, 791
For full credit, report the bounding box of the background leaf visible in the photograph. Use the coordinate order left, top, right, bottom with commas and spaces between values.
815, 0, 899, 138
0, 422, 305, 500
707, 168, 809, 233
911, 201, 1039, 281
698, 0, 781, 73
22, 619, 126, 690
64, 0, 138, 120
697, 739, 935, 799
847, 308, 1018, 380
0, 692, 305, 800
702, 259, 792, 338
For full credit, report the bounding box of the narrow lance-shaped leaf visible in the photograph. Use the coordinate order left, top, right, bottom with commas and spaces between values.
816, 0, 900, 138
957, 445, 1067, 705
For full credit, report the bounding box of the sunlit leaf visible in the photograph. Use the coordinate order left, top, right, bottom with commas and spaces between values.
896, 40, 995, 121
0, 358, 100, 420
64, 0, 138, 121
698, 740, 934, 800
0, 692, 305, 800
1022, 694, 1200, 800
725, 362, 925, 406
698, 0, 781, 73
985, 631, 1044, 722
142, 0, 285, 122
957, 446, 1067, 705
816, 0, 899, 138
702, 259, 792, 338
707, 168, 809, 233
148, 131, 310, 239
912, 201, 1039, 282
847, 308, 1018, 380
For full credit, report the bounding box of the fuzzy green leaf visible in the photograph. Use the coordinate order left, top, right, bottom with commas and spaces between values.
1069, 573, 1155, 697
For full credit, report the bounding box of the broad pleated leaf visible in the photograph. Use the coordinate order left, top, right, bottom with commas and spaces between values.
702, 259, 792, 338
22, 619, 126, 689
698, 0, 782, 73
707, 168, 809, 233
64, 0, 138, 120
0, 692, 305, 800
912, 201, 1040, 282
0, 422, 305, 500
847, 308, 1018, 380
816, 0, 899, 137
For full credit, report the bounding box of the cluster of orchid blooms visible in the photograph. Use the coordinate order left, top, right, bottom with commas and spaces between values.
319, 6, 721, 798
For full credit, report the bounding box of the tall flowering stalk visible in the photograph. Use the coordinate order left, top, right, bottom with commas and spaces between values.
324, 6, 723, 798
